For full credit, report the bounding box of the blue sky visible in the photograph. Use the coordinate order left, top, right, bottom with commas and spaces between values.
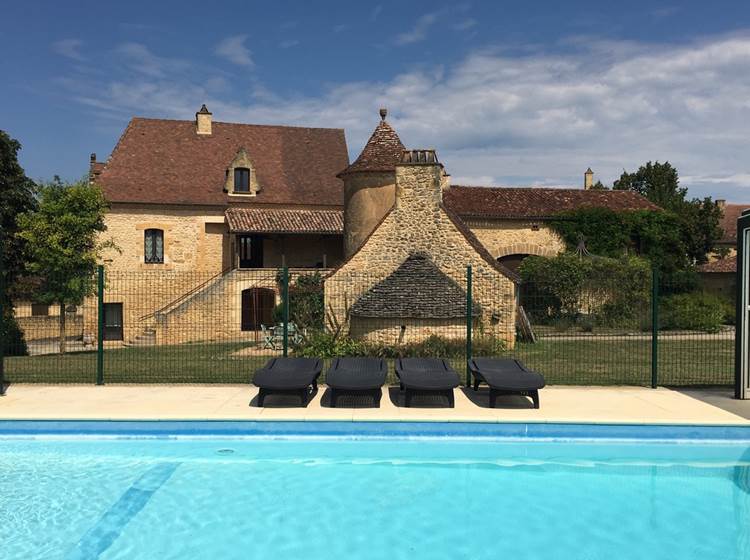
2, 0, 750, 199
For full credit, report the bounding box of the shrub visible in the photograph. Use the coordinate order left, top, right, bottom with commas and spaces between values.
272, 272, 324, 330
294, 330, 367, 358
519, 253, 651, 329
1, 308, 28, 356
660, 292, 726, 333
294, 333, 507, 359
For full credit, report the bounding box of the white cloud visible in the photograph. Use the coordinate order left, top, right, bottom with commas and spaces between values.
280, 39, 299, 49
394, 12, 440, 45
52, 38, 85, 61
115, 43, 187, 78
62, 33, 750, 199
215, 35, 254, 67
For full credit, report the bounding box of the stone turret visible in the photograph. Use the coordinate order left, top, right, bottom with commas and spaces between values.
584, 167, 594, 189
338, 108, 405, 258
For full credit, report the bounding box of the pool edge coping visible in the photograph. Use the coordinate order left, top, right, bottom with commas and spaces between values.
2, 419, 750, 442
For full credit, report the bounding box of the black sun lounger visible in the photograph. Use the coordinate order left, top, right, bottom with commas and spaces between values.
469, 358, 545, 409
326, 357, 387, 408
252, 357, 322, 407
395, 358, 460, 407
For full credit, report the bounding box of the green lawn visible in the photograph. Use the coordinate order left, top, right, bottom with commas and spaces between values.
4, 338, 734, 386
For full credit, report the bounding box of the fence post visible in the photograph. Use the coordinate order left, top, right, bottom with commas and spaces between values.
96, 265, 104, 386
651, 266, 659, 389
282, 266, 289, 357
466, 265, 473, 387
0, 241, 5, 396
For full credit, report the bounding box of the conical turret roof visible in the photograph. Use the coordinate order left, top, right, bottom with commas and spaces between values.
338, 109, 405, 176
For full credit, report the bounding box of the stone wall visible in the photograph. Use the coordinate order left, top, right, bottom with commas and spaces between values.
326, 162, 517, 347
349, 318, 467, 345
102, 204, 229, 273
80, 268, 330, 347
16, 315, 84, 342
465, 218, 565, 259
103, 204, 344, 273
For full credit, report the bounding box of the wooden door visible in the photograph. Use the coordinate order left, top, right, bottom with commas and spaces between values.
241, 288, 275, 331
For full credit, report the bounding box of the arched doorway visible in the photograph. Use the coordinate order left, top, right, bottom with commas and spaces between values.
241, 288, 275, 331
497, 253, 531, 274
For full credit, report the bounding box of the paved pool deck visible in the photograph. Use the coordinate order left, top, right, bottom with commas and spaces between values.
1, 384, 749, 425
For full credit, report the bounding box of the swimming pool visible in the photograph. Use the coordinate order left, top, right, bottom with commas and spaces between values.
2, 421, 749, 559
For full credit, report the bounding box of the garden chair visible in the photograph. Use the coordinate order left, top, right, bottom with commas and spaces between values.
260, 324, 276, 350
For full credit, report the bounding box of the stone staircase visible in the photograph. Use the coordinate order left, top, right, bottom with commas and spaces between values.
124, 326, 157, 347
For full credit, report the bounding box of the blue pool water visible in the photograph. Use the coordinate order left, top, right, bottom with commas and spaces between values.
2, 422, 750, 560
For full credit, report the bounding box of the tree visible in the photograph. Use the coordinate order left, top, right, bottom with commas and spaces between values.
549, 207, 688, 273
18, 177, 112, 353
589, 180, 608, 190
0, 130, 37, 356
613, 161, 721, 265
613, 161, 685, 207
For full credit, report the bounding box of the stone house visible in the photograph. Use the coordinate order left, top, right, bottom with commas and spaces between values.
325, 111, 657, 347
328, 125, 520, 345
83, 105, 348, 345
698, 200, 748, 300
17, 105, 658, 348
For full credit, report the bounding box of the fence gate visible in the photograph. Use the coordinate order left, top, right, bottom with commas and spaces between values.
736, 210, 750, 399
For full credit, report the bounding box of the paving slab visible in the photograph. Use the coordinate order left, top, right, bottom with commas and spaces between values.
0, 384, 748, 425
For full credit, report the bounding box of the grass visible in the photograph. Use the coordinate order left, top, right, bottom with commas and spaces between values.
4, 338, 734, 386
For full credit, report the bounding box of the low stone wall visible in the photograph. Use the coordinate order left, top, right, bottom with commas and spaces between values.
350, 317, 468, 345
17, 315, 84, 342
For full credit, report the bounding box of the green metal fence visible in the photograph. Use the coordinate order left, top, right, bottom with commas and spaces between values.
0, 263, 735, 387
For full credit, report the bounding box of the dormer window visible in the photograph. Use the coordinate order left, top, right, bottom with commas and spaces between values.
225, 148, 259, 196
234, 168, 250, 193
144, 228, 164, 264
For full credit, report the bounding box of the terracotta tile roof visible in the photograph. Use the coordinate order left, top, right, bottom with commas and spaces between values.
350, 253, 481, 318
225, 207, 343, 234
718, 204, 750, 243
338, 117, 404, 176
443, 186, 661, 219
96, 117, 349, 206
90, 162, 105, 177
698, 256, 736, 273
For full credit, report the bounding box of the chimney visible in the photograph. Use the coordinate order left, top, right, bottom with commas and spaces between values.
584, 167, 594, 190
395, 149, 444, 210
88, 153, 98, 184
716, 199, 726, 210
196, 104, 212, 135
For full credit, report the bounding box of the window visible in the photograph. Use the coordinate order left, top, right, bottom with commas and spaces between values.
103, 303, 124, 341
234, 168, 250, 193
144, 229, 164, 264
31, 303, 49, 316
